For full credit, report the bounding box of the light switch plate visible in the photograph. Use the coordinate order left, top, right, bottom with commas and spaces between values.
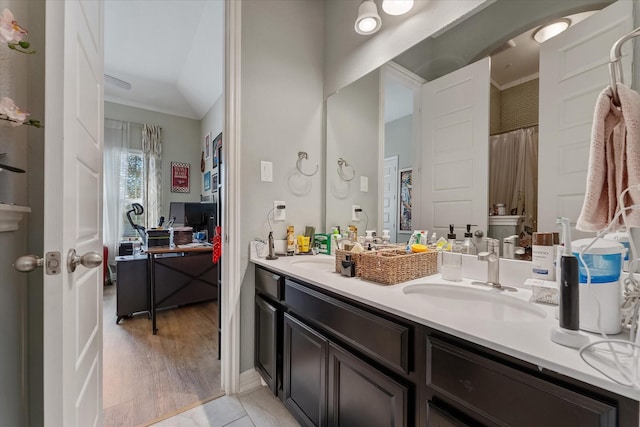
261, 161, 273, 182
274, 200, 286, 221
352, 205, 360, 222
360, 176, 368, 192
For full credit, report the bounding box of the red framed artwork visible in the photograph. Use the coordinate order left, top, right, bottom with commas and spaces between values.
171, 162, 190, 193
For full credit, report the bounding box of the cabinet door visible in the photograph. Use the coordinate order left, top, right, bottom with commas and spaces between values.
255, 295, 278, 394
115, 258, 149, 320
328, 343, 409, 427
283, 313, 328, 427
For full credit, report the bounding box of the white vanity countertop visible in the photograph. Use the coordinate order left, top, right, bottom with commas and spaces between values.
250, 247, 640, 401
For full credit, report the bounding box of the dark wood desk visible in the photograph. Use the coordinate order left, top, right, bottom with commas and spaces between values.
147, 245, 216, 334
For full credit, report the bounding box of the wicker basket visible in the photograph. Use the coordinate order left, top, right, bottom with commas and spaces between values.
359, 249, 438, 285
335, 249, 363, 277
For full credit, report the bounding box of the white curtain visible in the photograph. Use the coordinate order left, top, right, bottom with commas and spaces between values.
489, 126, 538, 231
142, 124, 162, 228
103, 119, 130, 266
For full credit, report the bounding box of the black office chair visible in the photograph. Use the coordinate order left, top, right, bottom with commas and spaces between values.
126, 203, 146, 244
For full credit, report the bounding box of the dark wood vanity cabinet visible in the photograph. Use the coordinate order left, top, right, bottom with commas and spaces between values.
254, 265, 639, 427
254, 267, 285, 395
424, 336, 630, 427
283, 311, 410, 427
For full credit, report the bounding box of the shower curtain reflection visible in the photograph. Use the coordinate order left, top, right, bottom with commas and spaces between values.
489, 126, 538, 232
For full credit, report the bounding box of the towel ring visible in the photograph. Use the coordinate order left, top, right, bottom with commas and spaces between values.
608, 26, 640, 107
296, 152, 318, 177
337, 157, 355, 182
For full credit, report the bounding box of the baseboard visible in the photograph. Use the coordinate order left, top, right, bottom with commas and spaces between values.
239, 368, 262, 393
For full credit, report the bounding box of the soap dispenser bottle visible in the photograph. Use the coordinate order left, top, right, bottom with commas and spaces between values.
460, 224, 477, 255
447, 224, 457, 252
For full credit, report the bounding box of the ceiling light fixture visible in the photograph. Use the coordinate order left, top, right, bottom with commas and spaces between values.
382, 0, 414, 16
355, 0, 382, 35
532, 19, 571, 43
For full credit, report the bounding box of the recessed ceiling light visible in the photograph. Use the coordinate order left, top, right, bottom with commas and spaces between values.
382, 0, 414, 16
533, 19, 571, 43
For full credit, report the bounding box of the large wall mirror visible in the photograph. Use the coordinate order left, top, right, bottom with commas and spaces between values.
326, 0, 635, 258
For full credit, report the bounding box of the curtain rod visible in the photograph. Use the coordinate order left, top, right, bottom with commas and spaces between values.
105, 117, 145, 128
490, 124, 538, 136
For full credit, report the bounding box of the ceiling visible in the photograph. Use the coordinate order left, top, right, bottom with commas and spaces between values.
490, 11, 595, 88
104, 0, 224, 120
384, 6, 602, 123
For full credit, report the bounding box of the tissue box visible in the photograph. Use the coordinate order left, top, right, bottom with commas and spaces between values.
314, 234, 331, 255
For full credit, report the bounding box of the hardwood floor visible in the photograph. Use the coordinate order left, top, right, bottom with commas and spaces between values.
102, 283, 223, 427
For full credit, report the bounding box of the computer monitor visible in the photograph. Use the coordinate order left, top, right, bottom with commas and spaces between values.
184, 202, 216, 235
168, 202, 186, 226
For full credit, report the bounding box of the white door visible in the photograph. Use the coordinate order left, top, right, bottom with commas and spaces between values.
43, 1, 104, 425
420, 57, 490, 238
538, 0, 632, 237
383, 156, 398, 242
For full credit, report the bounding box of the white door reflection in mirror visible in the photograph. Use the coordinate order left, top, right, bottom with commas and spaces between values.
539, 0, 633, 238
421, 57, 491, 238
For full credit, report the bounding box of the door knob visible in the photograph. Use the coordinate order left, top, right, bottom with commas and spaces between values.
14, 252, 62, 274
67, 249, 103, 273
14, 255, 44, 272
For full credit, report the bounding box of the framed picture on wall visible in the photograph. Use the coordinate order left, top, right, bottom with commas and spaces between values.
213, 132, 222, 167
170, 162, 190, 193
204, 132, 211, 160
212, 172, 218, 192
399, 168, 412, 232
204, 171, 211, 192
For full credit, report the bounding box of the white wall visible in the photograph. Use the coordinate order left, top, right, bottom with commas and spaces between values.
323, 0, 491, 96
385, 115, 413, 170
239, 0, 324, 372
326, 70, 380, 232
104, 102, 202, 218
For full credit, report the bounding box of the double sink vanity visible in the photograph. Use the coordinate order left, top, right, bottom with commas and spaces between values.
250, 247, 640, 426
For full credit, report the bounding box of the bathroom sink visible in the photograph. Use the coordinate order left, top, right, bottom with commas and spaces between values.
289, 257, 335, 272
402, 283, 547, 321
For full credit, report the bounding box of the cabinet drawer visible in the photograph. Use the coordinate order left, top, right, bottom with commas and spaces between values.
427, 337, 616, 427
255, 266, 284, 301
285, 279, 410, 374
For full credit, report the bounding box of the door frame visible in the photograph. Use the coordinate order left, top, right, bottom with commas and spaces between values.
383, 156, 399, 243
222, 0, 241, 393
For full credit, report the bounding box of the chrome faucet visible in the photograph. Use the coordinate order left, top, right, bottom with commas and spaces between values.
477, 238, 501, 288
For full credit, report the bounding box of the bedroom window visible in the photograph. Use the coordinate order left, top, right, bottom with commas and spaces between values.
120, 149, 145, 239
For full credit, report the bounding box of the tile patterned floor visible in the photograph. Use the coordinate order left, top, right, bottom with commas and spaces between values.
150, 387, 300, 427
